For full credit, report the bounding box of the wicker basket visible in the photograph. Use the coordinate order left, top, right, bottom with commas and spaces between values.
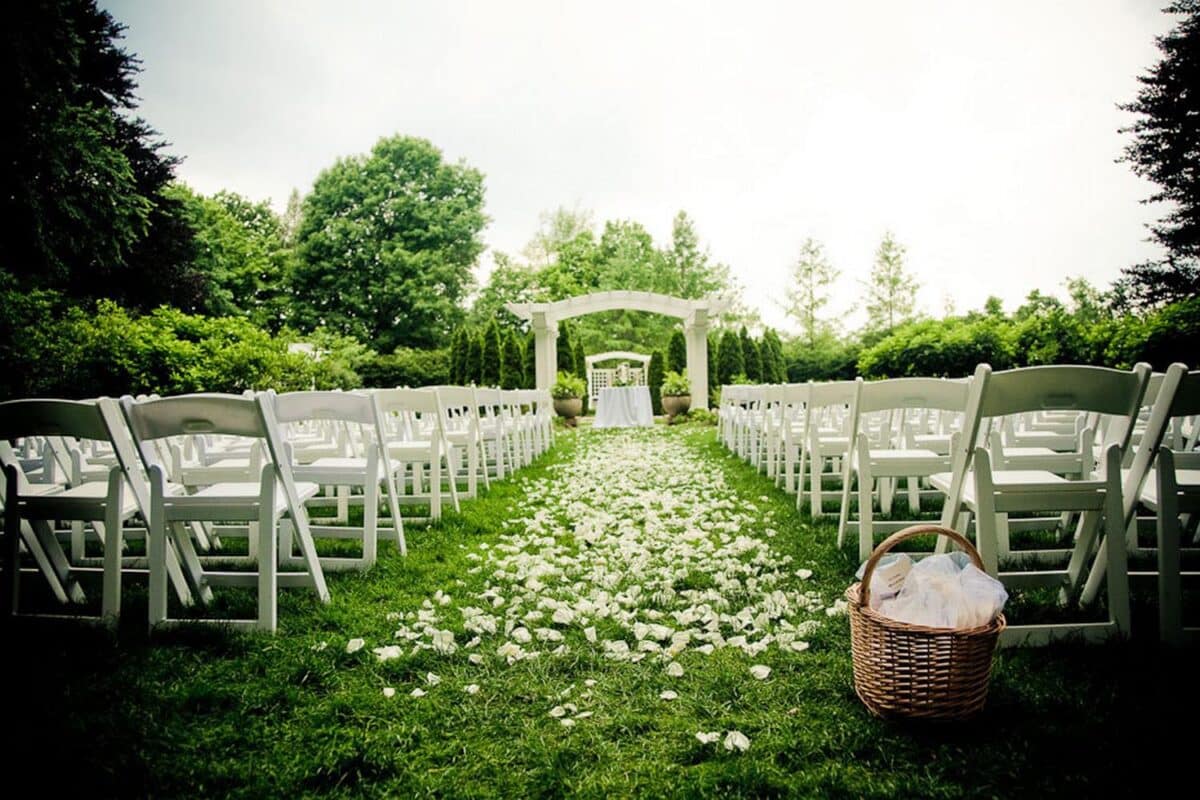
846, 524, 1006, 721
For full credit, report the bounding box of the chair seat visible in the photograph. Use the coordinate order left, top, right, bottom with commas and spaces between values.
932, 469, 1103, 507
869, 448, 940, 460
180, 480, 320, 515
21, 480, 140, 518
1133, 468, 1200, 509
389, 442, 434, 458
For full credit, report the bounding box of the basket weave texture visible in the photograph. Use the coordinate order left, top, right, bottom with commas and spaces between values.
846, 524, 1005, 721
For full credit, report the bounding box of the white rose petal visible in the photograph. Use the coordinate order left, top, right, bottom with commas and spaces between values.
665, 662, 684, 677
468, 653, 484, 665
425, 672, 441, 686
410, 688, 426, 698
345, 638, 365, 654
549, 705, 567, 718
695, 731, 721, 745
659, 690, 678, 701
724, 730, 751, 752
464, 684, 480, 695
749, 664, 772, 680
373, 645, 402, 662
382, 687, 396, 698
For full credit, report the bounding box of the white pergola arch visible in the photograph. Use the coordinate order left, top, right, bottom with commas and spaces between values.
506, 290, 729, 409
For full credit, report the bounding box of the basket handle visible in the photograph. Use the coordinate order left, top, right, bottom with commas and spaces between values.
857, 524, 985, 609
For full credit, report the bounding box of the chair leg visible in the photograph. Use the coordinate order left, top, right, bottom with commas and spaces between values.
363, 455, 379, 569
3, 466, 19, 616
257, 468, 277, 633
100, 470, 124, 624
148, 468, 168, 630
1158, 453, 1183, 645
858, 474, 875, 562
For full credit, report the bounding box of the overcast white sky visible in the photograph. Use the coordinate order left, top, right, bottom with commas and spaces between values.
104, 1, 1174, 333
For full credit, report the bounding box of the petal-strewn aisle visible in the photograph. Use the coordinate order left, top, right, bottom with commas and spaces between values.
378, 428, 844, 672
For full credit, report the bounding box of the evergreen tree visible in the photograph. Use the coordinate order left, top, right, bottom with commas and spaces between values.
1117, 1, 1200, 307
762, 329, 787, 383
501, 329, 523, 389
465, 329, 483, 385
667, 329, 687, 374
864, 232, 919, 331
481, 320, 503, 386
648, 350, 665, 415
783, 237, 841, 348
738, 327, 755, 379
556, 323, 575, 373
523, 329, 536, 387
573, 339, 586, 379
718, 329, 745, 385
746, 338, 764, 382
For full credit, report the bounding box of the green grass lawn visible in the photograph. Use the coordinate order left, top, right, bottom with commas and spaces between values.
6, 425, 1196, 798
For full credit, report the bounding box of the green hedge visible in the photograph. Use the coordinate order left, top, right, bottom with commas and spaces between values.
0, 285, 368, 399
359, 347, 450, 388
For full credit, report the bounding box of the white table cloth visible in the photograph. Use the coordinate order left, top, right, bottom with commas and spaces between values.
593, 386, 654, 429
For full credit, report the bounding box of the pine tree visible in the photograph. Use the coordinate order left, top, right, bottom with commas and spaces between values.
762, 329, 787, 383
707, 333, 718, 394
668, 329, 687, 374
784, 238, 841, 348
738, 327, 755, 380
573, 339, 586, 379
718, 329, 745, 385
864, 232, 919, 331
648, 350, 666, 415
1117, 1, 1200, 307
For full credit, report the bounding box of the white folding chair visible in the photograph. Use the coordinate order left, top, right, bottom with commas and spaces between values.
435, 386, 489, 500
271, 390, 406, 568
933, 363, 1151, 646
836, 377, 969, 559
1, 398, 193, 625
796, 380, 857, 517
373, 388, 460, 523
125, 393, 329, 632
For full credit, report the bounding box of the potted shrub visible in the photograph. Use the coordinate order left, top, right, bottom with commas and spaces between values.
551, 371, 585, 424
661, 370, 691, 421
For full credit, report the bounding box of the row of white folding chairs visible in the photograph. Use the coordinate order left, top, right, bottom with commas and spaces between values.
718, 365, 1200, 646
0, 386, 555, 633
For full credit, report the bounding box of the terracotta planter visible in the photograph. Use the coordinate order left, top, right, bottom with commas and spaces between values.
554, 397, 582, 422
662, 394, 691, 421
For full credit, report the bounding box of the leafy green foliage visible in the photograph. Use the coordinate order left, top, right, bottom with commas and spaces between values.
661, 370, 690, 396
166, 184, 291, 328
551, 371, 585, 399
291, 135, 486, 351
359, 347, 450, 388
1, 0, 206, 312
0, 281, 360, 399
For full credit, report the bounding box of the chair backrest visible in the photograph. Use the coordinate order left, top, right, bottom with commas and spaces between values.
0, 399, 111, 443
124, 394, 271, 442
857, 377, 970, 415
969, 363, 1151, 455
271, 390, 376, 426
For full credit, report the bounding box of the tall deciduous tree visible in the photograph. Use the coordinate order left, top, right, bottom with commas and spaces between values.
1, 0, 204, 310
1117, 1, 1200, 307
783, 238, 841, 347
521, 205, 594, 267
291, 135, 486, 351
864, 232, 919, 332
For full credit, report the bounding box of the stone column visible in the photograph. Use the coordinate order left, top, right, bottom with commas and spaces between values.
684, 308, 710, 410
